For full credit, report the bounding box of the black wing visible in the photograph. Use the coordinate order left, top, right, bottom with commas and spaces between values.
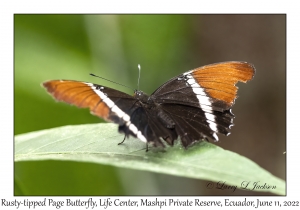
43, 80, 149, 143
148, 61, 255, 147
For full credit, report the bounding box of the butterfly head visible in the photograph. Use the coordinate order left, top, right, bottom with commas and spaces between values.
134, 90, 149, 103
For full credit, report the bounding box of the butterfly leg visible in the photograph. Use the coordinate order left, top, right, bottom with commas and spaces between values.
118, 135, 126, 145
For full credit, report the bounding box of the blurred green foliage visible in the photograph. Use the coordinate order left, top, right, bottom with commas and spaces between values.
14, 14, 201, 195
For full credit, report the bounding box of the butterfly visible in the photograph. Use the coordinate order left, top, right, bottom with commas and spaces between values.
43, 61, 255, 150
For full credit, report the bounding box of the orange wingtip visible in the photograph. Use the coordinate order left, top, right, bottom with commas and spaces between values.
191, 61, 255, 106
43, 80, 110, 119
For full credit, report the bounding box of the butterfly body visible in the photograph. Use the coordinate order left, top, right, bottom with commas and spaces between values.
43, 61, 255, 148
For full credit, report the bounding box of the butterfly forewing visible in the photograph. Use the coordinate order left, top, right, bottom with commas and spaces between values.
149, 61, 255, 143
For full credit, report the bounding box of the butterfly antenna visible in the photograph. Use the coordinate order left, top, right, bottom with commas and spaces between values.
137, 64, 141, 91
89, 73, 135, 91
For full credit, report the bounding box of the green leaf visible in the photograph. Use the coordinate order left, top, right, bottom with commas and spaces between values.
15, 123, 285, 195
